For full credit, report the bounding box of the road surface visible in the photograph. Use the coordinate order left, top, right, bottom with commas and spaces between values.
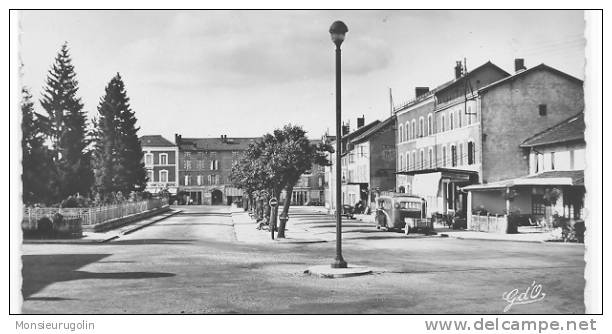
20, 206, 585, 314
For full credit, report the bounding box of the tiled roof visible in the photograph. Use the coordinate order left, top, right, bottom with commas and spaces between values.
479, 63, 583, 93
139, 135, 176, 147
525, 170, 584, 186
179, 137, 259, 151
520, 113, 585, 147
394, 61, 509, 113
343, 120, 381, 141
351, 116, 395, 144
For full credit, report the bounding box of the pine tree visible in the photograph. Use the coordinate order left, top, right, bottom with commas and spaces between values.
21, 87, 55, 204
40, 43, 93, 201
92, 73, 146, 198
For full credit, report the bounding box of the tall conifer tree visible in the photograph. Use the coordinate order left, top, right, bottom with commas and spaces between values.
40, 43, 92, 200
92, 73, 146, 198
21, 87, 55, 204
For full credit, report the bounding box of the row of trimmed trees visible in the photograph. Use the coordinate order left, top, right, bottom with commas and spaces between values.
21, 43, 147, 206
230, 125, 333, 238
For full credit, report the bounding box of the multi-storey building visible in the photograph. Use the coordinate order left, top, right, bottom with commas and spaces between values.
139, 135, 179, 195
325, 116, 396, 211
463, 112, 585, 225
395, 59, 583, 217
175, 134, 257, 205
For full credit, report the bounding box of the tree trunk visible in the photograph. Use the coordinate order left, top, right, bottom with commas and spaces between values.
277, 184, 294, 238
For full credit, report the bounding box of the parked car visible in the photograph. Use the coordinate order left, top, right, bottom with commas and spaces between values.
375, 194, 433, 234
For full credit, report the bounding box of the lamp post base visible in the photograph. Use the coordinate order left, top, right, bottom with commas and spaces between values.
331, 258, 348, 268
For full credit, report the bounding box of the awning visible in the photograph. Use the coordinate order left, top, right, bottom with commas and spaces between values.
412, 172, 442, 198
461, 170, 583, 191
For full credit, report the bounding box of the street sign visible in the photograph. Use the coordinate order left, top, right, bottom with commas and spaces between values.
269, 197, 278, 207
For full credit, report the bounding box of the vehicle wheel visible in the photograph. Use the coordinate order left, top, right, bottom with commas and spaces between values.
376, 225, 380, 230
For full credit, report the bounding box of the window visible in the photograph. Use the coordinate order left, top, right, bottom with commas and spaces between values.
159, 170, 168, 183
359, 145, 365, 157
184, 152, 191, 159
550, 152, 555, 170
412, 151, 416, 170
442, 146, 447, 166
420, 149, 424, 169
458, 110, 462, 127
412, 120, 416, 139
441, 114, 445, 132
406, 122, 411, 140
532, 195, 546, 215
197, 175, 203, 185
184, 160, 192, 170
147, 170, 154, 182
428, 148, 433, 168
160, 153, 168, 165
538, 104, 547, 116
398, 124, 404, 143
419, 117, 424, 137
451, 145, 457, 167
399, 154, 404, 171
450, 112, 454, 130
459, 143, 464, 165
349, 153, 355, 163
467, 106, 473, 125
184, 175, 189, 186
406, 152, 410, 171
144, 153, 153, 166
427, 114, 433, 135
210, 160, 219, 170
467, 141, 475, 165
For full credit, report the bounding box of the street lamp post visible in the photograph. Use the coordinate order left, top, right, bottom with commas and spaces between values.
329, 20, 348, 269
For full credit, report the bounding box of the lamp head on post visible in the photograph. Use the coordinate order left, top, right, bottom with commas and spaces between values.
329, 20, 348, 47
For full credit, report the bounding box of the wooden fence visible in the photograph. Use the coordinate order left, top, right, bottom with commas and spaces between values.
469, 214, 508, 234
23, 198, 168, 229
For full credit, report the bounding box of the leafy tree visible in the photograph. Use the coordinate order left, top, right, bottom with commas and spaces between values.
39, 42, 92, 200
230, 124, 332, 238
21, 87, 55, 204
92, 73, 146, 199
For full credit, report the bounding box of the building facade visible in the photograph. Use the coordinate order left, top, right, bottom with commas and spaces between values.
325, 116, 396, 211
139, 135, 179, 195
463, 112, 585, 226
395, 59, 584, 217
175, 134, 257, 205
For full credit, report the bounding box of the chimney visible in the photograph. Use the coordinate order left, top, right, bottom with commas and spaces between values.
342, 123, 350, 136
415, 87, 430, 98
514, 58, 526, 73
357, 115, 365, 128
174, 134, 182, 145
454, 61, 463, 79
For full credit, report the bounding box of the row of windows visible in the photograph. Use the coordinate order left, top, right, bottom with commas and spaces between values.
183, 151, 240, 159
398, 141, 477, 171
144, 153, 169, 166
183, 174, 222, 186
397, 107, 476, 143
183, 160, 220, 170
147, 170, 169, 183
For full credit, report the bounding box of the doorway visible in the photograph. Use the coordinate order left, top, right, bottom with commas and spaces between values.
211, 189, 223, 205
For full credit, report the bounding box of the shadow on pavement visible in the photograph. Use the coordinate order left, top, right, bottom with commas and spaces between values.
22, 254, 176, 299
107, 239, 197, 245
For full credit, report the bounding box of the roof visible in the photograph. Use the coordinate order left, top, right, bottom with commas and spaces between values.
520, 113, 585, 147
394, 61, 509, 113
179, 137, 259, 151
139, 135, 176, 147
350, 116, 395, 144
462, 170, 584, 191
478, 63, 583, 93
343, 120, 381, 141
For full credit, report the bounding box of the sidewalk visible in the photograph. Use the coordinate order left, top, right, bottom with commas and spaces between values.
230, 209, 327, 244
23, 209, 182, 244
438, 228, 568, 243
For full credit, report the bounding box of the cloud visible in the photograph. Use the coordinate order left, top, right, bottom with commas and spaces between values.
121, 11, 392, 90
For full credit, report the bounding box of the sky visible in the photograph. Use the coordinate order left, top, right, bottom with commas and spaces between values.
18, 10, 586, 141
